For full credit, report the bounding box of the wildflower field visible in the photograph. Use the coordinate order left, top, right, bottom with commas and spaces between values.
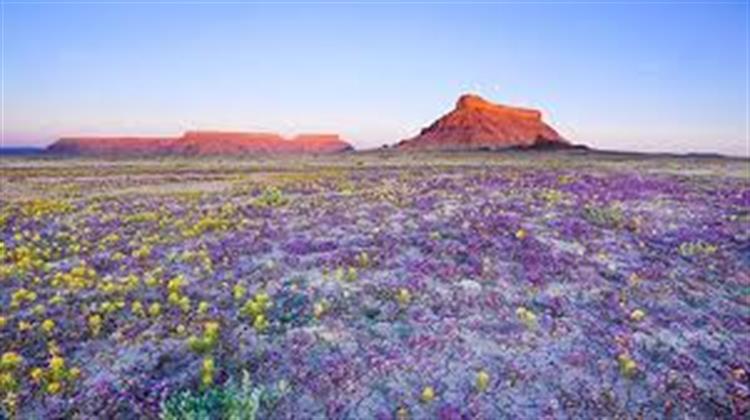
0, 152, 748, 418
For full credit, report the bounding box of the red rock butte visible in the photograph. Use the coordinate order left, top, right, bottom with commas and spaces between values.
397, 93, 568, 150
47, 131, 353, 155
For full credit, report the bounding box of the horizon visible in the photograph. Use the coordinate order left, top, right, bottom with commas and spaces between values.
1, 2, 748, 156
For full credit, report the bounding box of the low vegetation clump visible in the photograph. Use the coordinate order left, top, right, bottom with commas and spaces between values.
161, 371, 264, 420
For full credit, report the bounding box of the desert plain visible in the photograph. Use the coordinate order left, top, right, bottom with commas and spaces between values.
0, 151, 748, 418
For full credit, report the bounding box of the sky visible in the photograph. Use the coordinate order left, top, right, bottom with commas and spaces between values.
1, 1, 747, 156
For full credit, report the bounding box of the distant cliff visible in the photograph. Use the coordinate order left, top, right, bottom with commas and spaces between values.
397, 94, 571, 150
47, 131, 353, 156
47, 137, 176, 155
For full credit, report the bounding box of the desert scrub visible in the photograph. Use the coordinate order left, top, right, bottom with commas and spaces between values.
582, 203, 624, 228
253, 186, 288, 207
161, 370, 264, 420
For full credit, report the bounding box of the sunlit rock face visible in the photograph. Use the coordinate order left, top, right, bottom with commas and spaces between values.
47, 131, 353, 155
397, 94, 569, 150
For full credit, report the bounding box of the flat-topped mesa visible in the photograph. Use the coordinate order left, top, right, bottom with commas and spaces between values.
289, 134, 353, 153
456, 94, 542, 120
47, 136, 177, 155
174, 131, 352, 154
398, 93, 569, 151
46, 130, 353, 155
174, 131, 287, 154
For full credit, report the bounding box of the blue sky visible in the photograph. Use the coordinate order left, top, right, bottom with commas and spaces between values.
1, 1, 747, 155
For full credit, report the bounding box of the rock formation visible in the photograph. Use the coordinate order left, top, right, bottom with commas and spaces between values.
47, 131, 353, 155
397, 94, 569, 150
47, 137, 176, 155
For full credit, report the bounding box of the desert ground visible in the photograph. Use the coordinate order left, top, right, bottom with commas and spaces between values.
0, 151, 748, 418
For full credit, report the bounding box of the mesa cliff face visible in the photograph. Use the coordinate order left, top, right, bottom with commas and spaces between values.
47, 137, 176, 155
46, 131, 353, 155
397, 94, 568, 150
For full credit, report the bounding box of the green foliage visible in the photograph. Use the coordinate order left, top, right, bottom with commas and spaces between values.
161, 388, 225, 420
254, 186, 288, 207
223, 371, 264, 420
161, 371, 263, 420
582, 203, 623, 228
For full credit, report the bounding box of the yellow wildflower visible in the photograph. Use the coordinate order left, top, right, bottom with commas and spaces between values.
630, 309, 646, 322
201, 356, 215, 387
233, 284, 247, 300
46, 381, 61, 394
148, 302, 162, 317
346, 267, 358, 282
131, 301, 145, 317
179, 296, 191, 312
48, 341, 61, 356
41, 319, 55, 335
30, 367, 44, 383
253, 314, 268, 333
144, 275, 159, 288
1, 352, 23, 370
204, 321, 220, 340
0, 372, 16, 392
420, 386, 435, 403
167, 276, 184, 294
31, 304, 46, 316
357, 252, 370, 267
255, 292, 270, 306
617, 353, 638, 378
516, 306, 537, 328
396, 288, 412, 306
49, 356, 65, 373
476, 370, 490, 392
197, 301, 209, 315
313, 301, 327, 319
88, 314, 102, 337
